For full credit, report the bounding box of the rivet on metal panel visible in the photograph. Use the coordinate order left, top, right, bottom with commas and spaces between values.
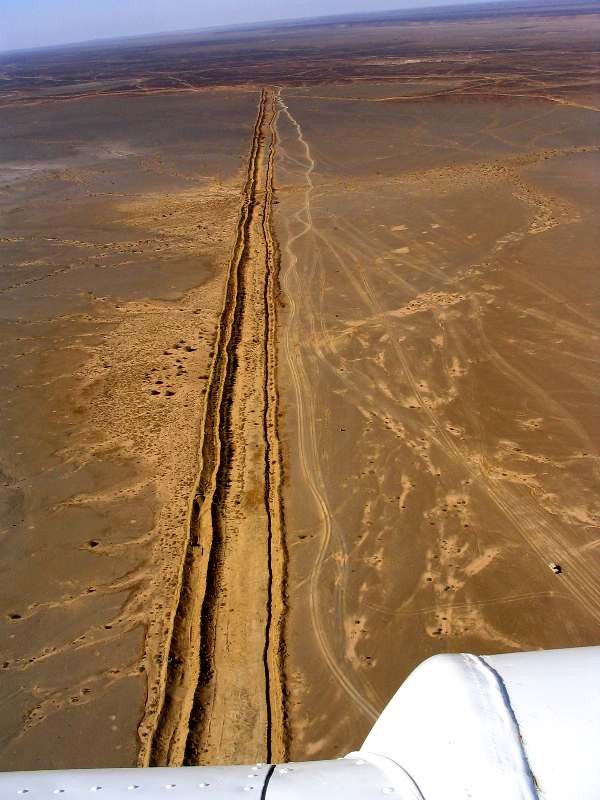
90, 788, 103, 792
382, 788, 396, 794
242, 787, 254, 792
164, 785, 176, 790
52, 791, 65, 795
198, 783, 210, 789
127, 787, 140, 792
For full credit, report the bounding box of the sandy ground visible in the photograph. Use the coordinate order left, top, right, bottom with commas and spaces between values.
275, 84, 600, 758
0, 0, 599, 772
0, 90, 257, 768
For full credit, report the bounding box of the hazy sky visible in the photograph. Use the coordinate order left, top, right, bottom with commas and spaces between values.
1, 0, 502, 52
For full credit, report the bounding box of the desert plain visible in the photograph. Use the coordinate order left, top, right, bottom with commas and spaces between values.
0, 0, 599, 771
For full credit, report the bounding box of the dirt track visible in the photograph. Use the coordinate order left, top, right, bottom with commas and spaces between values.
274, 84, 600, 756
145, 88, 287, 766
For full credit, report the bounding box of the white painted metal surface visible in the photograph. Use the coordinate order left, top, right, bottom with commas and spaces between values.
484, 647, 600, 800
0, 760, 420, 799
362, 652, 538, 800
2, 646, 599, 799
362, 645, 600, 800
267, 756, 423, 799
0, 764, 270, 798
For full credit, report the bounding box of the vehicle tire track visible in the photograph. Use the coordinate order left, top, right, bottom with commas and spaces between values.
278, 98, 379, 723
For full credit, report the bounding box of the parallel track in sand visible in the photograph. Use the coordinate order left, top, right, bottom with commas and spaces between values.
145, 88, 287, 766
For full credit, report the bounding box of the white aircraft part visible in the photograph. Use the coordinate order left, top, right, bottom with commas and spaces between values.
0, 764, 271, 799
362, 645, 600, 800
266, 755, 424, 799
484, 647, 600, 800
1, 646, 599, 799
0, 759, 421, 799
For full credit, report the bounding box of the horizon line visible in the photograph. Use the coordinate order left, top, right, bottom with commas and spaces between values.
1, 0, 589, 58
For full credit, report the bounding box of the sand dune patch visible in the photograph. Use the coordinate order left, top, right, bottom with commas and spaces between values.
389, 291, 465, 318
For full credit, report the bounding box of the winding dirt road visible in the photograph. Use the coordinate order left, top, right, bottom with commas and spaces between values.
278, 99, 381, 724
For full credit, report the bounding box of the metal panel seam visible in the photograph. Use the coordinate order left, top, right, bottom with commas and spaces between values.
349, 751, 426, 799
475, 655, 541, 799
